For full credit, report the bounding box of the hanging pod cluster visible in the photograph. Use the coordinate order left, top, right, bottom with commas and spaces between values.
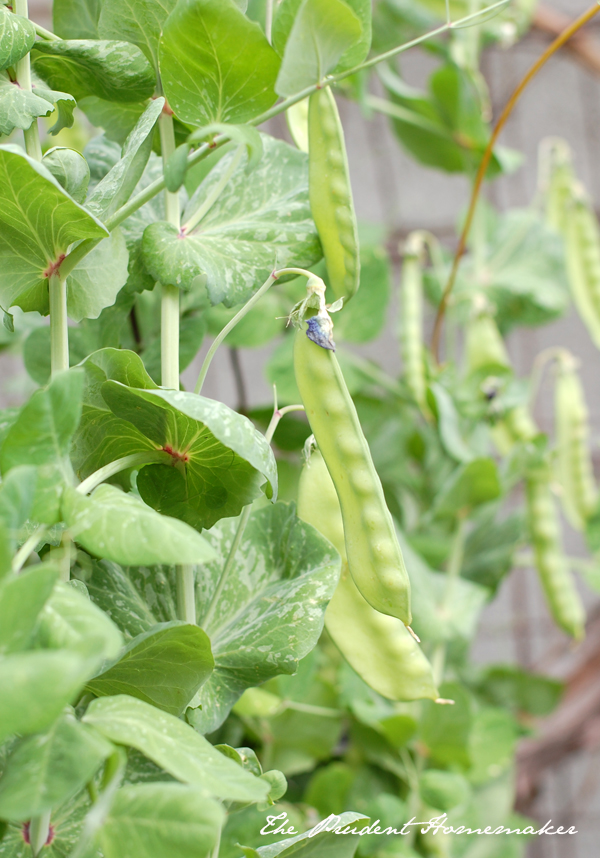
553, 350, 597, 532
297, 448, 438, 702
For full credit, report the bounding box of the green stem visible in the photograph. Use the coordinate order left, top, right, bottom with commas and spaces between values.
59, 0, 510, 276
33, 21, 60, 40
29, 812, 51, 857
194, 272, 278, 395
77, 452, 171, 495
176, 565, 196, 624
49, 273, 69, 376
210, 829, 221, 858
182, 144, 245, 233
14, 0, 43, 161
158, 109, 181, 390
264, 404, 305, 444
265, 0, 274, 43
433, 515, 467, 687
12, 525, 47, 573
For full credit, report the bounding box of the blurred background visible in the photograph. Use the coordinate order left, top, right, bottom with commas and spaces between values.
5, 0, 600, 854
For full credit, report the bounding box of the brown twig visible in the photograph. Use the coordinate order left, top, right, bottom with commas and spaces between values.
533, 3, 600, 76
430, 3, 600, 363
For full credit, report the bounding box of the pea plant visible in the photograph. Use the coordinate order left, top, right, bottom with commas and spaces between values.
0, 0, 598, 857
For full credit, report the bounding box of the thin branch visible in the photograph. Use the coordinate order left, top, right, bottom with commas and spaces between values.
430, 2, 600, 362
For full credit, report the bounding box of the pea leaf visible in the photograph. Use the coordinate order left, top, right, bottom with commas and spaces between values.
62, 484, 218, 567
98, 0, 177, 69
0, 711, 113, 822
82, 559, 159, 640
476, 665, 563, 718
142, 135, 321, 307
420, 681, 474, 767
99, 783, 224, 858
31, 75, 77, 134
330, 245, 390, 344
468, 707, 517, 784
87, 622, 214, 716
275, 0, 363, 97
240, 812, 369, 857
428, 382, 473, 463
0, 464, 38, 550
100, 382, 278, 529
0, 70, 55, 137
187, 503, 340, 734
0, 370, 83, 524
0, 6, 36, 72
433, 458, 501, 517
273, 0, 371, 73
66, 229, 130, 322
42, 147, 90, 204
0, 650, 94, 744
0, 147, 108, 316
33, 581, 124, 667
159, 0, 280, 128
85, 98, 164, 220
53, 0, 101, 38
31, 39, 156, 104
84, 694, 271, 802
0, 565, 58, 655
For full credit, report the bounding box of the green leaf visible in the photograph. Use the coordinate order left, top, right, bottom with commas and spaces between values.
0, 464, 38, 546
100, 382, 278, 529
86, 98, 164, 220
98, 0, 177, 69
142, 135, 321, 307
187, 503, 340, 734
275, 0, 362, 97
0, 565, 58, 655
428, 382, 473, 463
241, 812, 369, 857
273, 0, 371, 77
42, 147, 90, 204
0, 710, 113, 822
99, 783, 224, 858
0, 788, 91, 857
476, 665, 563, 718
66, 228, 130, 322
468, 707, 517, 785
159, 0, 280, 128
82, 559, 159, 639
62, 484, 218, 567
31, 75, 77, 135
0, 70, 55, 136
0, 147, 107, 316
80, 96, 148, 144
87, 622, 214, 716
462, 509, 525, 593
84, 694, 270, 802
53, 0, 101, 38
419, 770, 471, 811
31, 39, 156, 104
0, 650, 93, 744
420, 681, 473, 767
0, 7, 36, 72
0, 370, 83, 524
34, 580, 124, 667
165, 123, 263, 192
433, 458, 501, 517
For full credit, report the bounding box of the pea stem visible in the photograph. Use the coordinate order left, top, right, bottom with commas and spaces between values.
49, 273, 69, 376
182, 143, 245, 234
433, 515, 467, 687
29, 811, 51, 857
33, 21, 60, 40
15, 0, 43, 162
12, 525, 47, 574
77, 452, 171, 495
176, 565, 196, 624
194, 271, 278, 395
265, 0, 274, 44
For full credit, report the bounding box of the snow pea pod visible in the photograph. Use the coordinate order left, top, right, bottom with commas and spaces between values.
554, 351, 597, 531
293, 325, 411, 625
297, 449, 437, 701
400, 234, 429, 416
308, 87, 360, 304
526, 465, 585, 640
564, 192, 600, 349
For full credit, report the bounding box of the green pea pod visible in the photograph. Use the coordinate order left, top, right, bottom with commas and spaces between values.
294, 326, 411, 625
565, 194, 600, 350
554, 352, 597, 531
465, 308, 510, 373
308, 88, 360, 304
526, 465, 585, 639
298, 449, 437, 701
543, 140, 575, 236
400, 235, 429, 416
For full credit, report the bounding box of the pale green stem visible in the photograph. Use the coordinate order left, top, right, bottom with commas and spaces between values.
194, 272, 278, 395
201, 403, 303, 632
33, 22, 60, 40
176, 565, 196, 624
77, 452, 171, 495
279, 701, 342, 718
265, 0, 274, 43
49, 273, 69, 376
182, 144, 245, 234
59, 0, 509, 278
210, 829, 221, 858
12, 525, 47, 573
14, 0, 43, 161
29, 811, 51, 857
433, 515, 467, 687
158, 110, 181, 390
58, 534, 71, 583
